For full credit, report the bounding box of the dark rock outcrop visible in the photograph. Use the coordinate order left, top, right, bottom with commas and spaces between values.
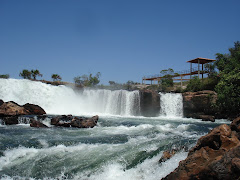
140, 90, 160, 117
182, 91, 218, 120
23, 103, 46, 115
51, 115, 99, 128
0, 99, 4, 106
162, 117, 240, 180
2, 116, 18, 125
30, 119, 48, 128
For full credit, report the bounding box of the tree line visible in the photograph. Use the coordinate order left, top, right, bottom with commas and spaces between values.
18, 69, 62, 82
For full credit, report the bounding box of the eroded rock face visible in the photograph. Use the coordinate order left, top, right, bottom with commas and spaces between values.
182, 91, 218, 120
162, 117, 240, 180
140, 90, 160, 117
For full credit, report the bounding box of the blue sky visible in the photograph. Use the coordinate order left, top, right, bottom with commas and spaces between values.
0, 0, 239, 84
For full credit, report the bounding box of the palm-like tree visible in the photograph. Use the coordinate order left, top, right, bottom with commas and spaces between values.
31, 69, 42, 80
51, 74, 62, 81
19, 69, 31, 79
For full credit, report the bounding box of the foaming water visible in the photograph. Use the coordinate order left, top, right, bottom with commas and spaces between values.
0, 79, 140, 116
0, 116, 228, 180
159, 93, 183, 118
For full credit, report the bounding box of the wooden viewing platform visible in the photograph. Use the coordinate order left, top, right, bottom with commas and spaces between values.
142, 57, 216, 86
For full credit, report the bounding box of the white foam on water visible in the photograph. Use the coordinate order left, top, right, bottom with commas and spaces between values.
75, 151, 188, 180
0, 150, 187, 180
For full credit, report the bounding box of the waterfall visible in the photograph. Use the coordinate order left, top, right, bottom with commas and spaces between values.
159, 93, 183, 118
0, 79, 140, 116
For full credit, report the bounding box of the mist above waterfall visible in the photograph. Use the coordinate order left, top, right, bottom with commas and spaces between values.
0, 79, 140, 116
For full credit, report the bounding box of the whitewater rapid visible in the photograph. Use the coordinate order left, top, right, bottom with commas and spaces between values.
0, 79, 140, 116
0, 79, 229, 180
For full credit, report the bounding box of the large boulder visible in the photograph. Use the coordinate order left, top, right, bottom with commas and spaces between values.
0, 101, 29, 116
0, 100, 46, 116
162, 117, 240, 180
51, 115, 73, 127
23, 103, 46, 115
182, 91, 218, 120
51, 115, 99, 128
71, 115, 99, 128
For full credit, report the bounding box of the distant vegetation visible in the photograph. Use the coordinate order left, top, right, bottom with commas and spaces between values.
31, 69, 42, 80
0, 74, 10, 79
51, 74, 62, 82
19, 69, 42, 80
19, 69, 32, 79
74, 72, 101, 87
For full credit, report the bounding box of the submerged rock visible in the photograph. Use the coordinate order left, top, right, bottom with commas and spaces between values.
159, 150, 176, 163
159, 146, 188, 164
162, 117, 240, 180
30, 119, 48, 128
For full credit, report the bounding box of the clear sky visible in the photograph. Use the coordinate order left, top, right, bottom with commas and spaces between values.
0, 0, 239, 84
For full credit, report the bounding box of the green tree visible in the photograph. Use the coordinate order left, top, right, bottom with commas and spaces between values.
74, 72, 101, 87
186, 76, 203, 92
0, 74, 10, 79
125, 80, 134, 90
51, 74, 62, 81
31, 69, 42, 80
215, 41, 240, 116
160, 68, 174, 87
74, 76, 84, 86
109, 81, 116, 85
19, 69, 31, 79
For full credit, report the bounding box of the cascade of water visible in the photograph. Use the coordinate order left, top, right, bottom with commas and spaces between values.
17, 117, 31, 124
0, 79, 140, 116
159, 93, 183, 117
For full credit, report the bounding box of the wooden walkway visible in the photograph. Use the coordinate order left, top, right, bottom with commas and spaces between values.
142, 57, 216, 86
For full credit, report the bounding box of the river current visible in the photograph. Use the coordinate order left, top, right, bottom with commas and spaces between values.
0, 79, 229, 179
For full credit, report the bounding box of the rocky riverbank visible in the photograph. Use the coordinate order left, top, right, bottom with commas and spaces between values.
162, 117, 240, 180
0, 99, 99, 128
139, 89, 235, 121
